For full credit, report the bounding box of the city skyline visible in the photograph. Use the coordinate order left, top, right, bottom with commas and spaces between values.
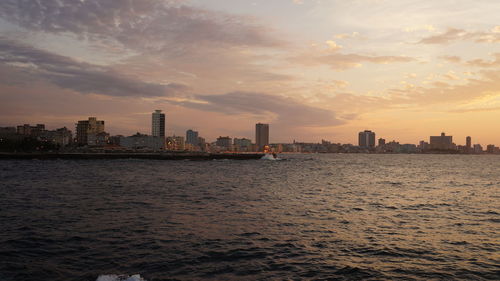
0, 1, 499, 144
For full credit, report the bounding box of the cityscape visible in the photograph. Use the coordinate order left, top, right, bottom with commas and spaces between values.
1, 1, 499, 281
1, 110, 499, 154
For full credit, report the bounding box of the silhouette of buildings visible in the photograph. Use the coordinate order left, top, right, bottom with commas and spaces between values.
358, 130, 375, 148
429, 132, 454, 150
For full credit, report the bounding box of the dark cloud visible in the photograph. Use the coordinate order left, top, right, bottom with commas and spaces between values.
175, 91, 345, 127
0, 0, 282, 53
0, 37, 187, 97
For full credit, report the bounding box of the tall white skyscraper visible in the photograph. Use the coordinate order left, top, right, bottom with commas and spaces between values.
152, 110, 165, 137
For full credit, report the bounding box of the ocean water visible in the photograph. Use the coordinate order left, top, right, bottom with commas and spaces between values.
0, 154, 499, 281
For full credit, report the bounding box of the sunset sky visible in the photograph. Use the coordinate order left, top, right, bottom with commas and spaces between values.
1, 0, 499, 145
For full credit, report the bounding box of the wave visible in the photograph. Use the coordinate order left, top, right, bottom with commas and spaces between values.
96, 274, 146, 281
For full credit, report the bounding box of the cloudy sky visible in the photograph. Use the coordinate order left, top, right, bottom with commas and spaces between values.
1, 0, 499, 145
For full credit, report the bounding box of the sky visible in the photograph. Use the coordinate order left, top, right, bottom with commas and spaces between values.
0, 0, 499, 145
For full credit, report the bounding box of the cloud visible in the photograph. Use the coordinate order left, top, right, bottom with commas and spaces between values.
466, 53, 500, 68
335, 32, 360, 39
174, 91, 345, 127
293, 51, 415, 70
0, 37, 187, 97
419, 27, 500, 44
325, 40, 342, 51
0, 0, 283, 54
439, 55, 462, 63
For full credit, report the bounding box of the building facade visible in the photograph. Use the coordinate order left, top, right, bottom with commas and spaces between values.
429, 132, 454, 150
76, 117, 105, 145
152, 110, 165, 137
358, 130, 376, 148
186, 129, 199, 146
255, 123, 269, 152
120, 133, 164, 151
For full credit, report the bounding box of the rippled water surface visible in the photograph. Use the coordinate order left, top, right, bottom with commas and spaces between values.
1, 154, 499, 280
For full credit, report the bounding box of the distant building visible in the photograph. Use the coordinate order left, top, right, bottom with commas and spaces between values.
120, 133, 164, 151
216, 136, 232, 151
166, 136, 185, 150
186, 129, 199, 146
152, 110, 165, 137
87, 131, 109, 146
358, 130, 375, 148
378, 138, 386, 146
418, 140, 429, 151
429, 132, 454, 150
473, 144, 483, 154
40, 127, 73, 147
466, 136, 471, 148
234, 138, 252, 152
17, 124, 45, 137
76, 117, 105, 146
255, 123, 269, 152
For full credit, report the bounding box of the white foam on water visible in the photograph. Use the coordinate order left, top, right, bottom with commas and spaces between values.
261, 154, 280, 160
96, 274, 146, 281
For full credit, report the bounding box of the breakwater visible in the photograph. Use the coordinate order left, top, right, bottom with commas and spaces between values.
0, 152, 264, 160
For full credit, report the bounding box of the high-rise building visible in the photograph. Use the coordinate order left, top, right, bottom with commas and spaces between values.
466, 136, 471, 148
152, 110, 165, 137
76, 117, 104, 145
186, 129, 199, 146
429, 132, 454, 150
255, 123, 269, 152
358, 130, 376, 148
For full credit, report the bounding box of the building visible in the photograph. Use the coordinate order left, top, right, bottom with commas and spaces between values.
17, 124, 45, 137
166, 136, 185, 150
233, 138, 252, 152
39, 127, 73, 147
255, 123, 269, 152
152, 110, 165, 137
429, 132, 454, 150
120, 133, 164, 151
358, 130, 376, 148
378, 138, 386, 146
466, 136, 471, 148
186, 129, 199, 146
216, 136, 232, 151
473, 144, 483, 154
76, 117, 105, 146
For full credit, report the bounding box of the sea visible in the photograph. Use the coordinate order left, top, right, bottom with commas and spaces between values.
0, 154, 499, 281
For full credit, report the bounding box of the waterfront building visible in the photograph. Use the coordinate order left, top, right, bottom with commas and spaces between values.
120, 133, 164, 151
234, 138, 252, 152
216, 136, 232, 151
358, 130, 376, 148
473, 144, 483, 154
255, 123, 269, 152
40, 127, 73, 147
186, 129, 199, 146
429, 132, 454, 150
466, 136, 471, 148
76, 117, 105, 146
378, 138, 386, 147
16, 124, 45, 137
418, 141, 429, 151
152, 110, 165, 137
